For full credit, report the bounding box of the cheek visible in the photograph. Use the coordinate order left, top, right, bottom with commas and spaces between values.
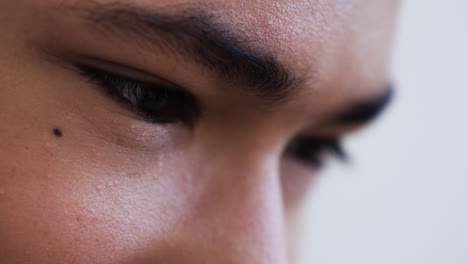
0, 136, 191, 263
0, 98, 192, 263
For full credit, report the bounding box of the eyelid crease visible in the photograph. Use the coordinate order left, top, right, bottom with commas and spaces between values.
36, 46, 189, 94
70, 55, 185, 90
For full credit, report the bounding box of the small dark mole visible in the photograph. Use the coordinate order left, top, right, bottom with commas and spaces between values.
53, 128, 63, 137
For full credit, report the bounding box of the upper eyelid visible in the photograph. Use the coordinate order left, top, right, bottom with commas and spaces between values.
39, 47, 185, 92
71, 56, 182, 89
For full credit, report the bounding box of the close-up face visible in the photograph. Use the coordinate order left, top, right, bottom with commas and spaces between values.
0, 0, 398, 263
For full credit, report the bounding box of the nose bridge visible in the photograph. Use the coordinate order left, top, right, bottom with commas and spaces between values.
184, 136, 289, 264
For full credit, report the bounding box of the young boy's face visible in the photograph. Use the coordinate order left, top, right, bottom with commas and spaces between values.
0, 0, 398, 263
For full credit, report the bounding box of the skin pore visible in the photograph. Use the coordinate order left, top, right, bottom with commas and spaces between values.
0, 0, 398, 263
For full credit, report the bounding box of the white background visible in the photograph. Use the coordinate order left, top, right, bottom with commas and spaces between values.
298, 1, 468, 263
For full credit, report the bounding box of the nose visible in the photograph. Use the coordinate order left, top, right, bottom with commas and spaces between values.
148, 140, 290, 264
187, 150, 289, 264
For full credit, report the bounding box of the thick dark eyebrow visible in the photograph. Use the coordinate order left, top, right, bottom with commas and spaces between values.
62, 2, 297, 101
331, 85, 394, 125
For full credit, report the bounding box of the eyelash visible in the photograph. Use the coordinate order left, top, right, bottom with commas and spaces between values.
286, 138, 348, 169
77, 64, 196, 124
76, 64, 346, 169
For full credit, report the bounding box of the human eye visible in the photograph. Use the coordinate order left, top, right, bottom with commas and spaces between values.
76, 64, 198, 124
286, 137, 348, 169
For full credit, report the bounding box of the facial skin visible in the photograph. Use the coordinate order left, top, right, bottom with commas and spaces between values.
0, 0, 398, 263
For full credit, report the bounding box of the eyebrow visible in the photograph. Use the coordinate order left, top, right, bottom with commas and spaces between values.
62, 2, 297, 101
330, 85, 394, 125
